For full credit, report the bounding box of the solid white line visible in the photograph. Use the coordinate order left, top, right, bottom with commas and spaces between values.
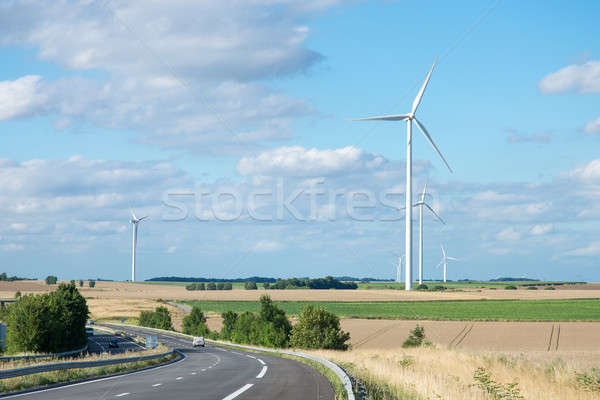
256, 366, 268, 379
1, 351, 188, 399
115, 393, 130, 397
257, 359, 265, 365
152, 383, 162, 387
246, 355, 256, 359
221, 384, 254, 400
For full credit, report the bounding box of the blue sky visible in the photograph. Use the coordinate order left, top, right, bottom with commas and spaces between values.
1, 0, 599, 281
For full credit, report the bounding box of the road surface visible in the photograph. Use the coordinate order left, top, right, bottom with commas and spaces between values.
4, 325, 334, 400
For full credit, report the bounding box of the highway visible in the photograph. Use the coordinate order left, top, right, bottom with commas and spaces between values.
4, 325, 334, 400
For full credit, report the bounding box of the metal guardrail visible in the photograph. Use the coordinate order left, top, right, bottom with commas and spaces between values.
0, 345, 89, 363
105, 323, 356, 400
0, 349, 176, 379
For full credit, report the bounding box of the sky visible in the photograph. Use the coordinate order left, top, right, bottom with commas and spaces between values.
1, 0, 600, 281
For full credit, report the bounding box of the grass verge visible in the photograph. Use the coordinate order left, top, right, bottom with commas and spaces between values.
0, 352, 179, 394
182, 298, 600, 321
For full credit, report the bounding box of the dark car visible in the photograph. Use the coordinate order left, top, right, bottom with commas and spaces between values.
108, 339, 119, 348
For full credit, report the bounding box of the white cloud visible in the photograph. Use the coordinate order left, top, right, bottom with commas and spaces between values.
584, 117, 600, 135
565, 241, 600, 257
565, 158, 600, 183
237, 146, 385, 177
530, 224, 553, 235
0, 75, 47, 120
251, 240, 284, 252
538, 61, 600, 94
496, 227, 521, 241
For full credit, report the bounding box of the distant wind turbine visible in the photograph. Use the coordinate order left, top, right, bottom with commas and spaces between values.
130, 210, 148, 282
396, 255, 405, 283
437, 245, 458, 283
415, 182, 445, 285
354, 61, 452, 290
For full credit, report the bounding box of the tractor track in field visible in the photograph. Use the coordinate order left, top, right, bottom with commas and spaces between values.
547, 324, 561, 351
449, 324, 474, 348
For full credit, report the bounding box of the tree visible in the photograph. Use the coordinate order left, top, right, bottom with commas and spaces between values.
88, 280, 96, 288
0, 272, 7, 281
220, 311, 238, 340
244, 281, 258, 290
14, 291, 21, 299
79, 280, 84, 287
290, 305, 350, 350
70, 280, 75, 285
257, 295, 291, 347
182, 306, 210, 336
216, 282, 225, 290
402, 325, 429, 348
197, 282, 206, 290
224, 282, 232, 290
45, 275, 58, 285
206, 282, 216, 290
139, 306, 173, 331
263, 282, 270, 289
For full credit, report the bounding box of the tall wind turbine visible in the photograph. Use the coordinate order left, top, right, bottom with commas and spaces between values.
416, 182, 445, 285
130, 210, 148, 282
437, 245, 458, 283
354, 61, 452, 290
396, 255, 405, 283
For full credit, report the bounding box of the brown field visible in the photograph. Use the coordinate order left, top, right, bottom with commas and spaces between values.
3, 280, 599, 302
308, 347, 600, 400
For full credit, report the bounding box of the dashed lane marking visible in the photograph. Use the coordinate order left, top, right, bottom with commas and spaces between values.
221, 384, 254, 400
115, 393, 130, 397
256, 366, 268, 379
176, 377, 183, 380
258, 359, 265, 365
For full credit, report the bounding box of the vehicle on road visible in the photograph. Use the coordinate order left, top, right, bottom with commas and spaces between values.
86, 327, 94, 336
108, 339, 119, 348
88, 319, 95, 325
193, 336, 205, 347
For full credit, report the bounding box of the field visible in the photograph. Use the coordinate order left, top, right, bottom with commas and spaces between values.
182, 299, 600, 321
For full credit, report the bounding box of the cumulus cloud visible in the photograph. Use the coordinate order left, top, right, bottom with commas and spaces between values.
530, 224, 553, 235
565, 241, 600, 256
538, 61, 600, 94
584, 116, 600, 135
496, 227, 521, 241
237, 146, 385, 177
0, 0, 346, 154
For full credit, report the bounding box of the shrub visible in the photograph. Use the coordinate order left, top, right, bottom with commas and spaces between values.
244, 281, 258, 290
220, 311, 238, 340
526, 286, 538, 290
206, 282, 216, 290
290, 305, 350, 350
223, 282, 232, 290
544, 287, 556, 290
263, 282, 271, 289
416, 284, 429, 291
575, 368, 600, 392
45, 276, 58, 285
79, 280, 84, 287
430, 285, 447, 291
504, 285, 517, 290
88, 280, 96, 288
402, 325, 429, 348
14, 291, 21, 299
182, 306, 211, 337
472, 367, 524, 399
139, 306, 173, 331
216, 282, 225, 290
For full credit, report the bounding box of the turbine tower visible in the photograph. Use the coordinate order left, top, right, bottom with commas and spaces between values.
437, 244, 458, 283
130, 210, 148, 282
415, 182, 445, 285
396, 255, 404, 283
354, 61, 452, 290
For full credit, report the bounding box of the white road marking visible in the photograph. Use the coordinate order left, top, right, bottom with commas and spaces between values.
256, 366, 268, 379
258, 359, 265, 365
176, 377, 183, 380
246, 355, 256, 359
201, 368, 206, 371
115, 393, 130, 397
152, 383, 162, 387
221, 384, 254, 400
191, 372, 197, 375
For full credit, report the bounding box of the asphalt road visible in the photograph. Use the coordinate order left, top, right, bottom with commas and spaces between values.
86, 328, 145, 355
5, 325, 334, 400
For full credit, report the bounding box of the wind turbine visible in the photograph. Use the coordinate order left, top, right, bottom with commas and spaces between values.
130, 210, 148, 282
354, 61, 452, 290
396, 255, 405, 283
415, 182, 445, 285
437, 245, 458, 283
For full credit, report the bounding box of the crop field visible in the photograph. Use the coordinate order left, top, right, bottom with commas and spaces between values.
358, 280, 585, 290
182, 298, 600, 321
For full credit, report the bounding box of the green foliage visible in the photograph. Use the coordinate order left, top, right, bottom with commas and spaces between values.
472, 367, 524, 399
79, 280, 84, 287
526, 286, 538, 290
216, 282, 225, 290
185, 283, 206, 291
14, 291, 21, 299
504, 285, 518, 290
223, 282, 233, 290
220, 310, 238, 340
182, 306, 211, 336
45, 276, 58, 285
206, 282, 216, 290
0, 272, 30, 282
290, 305, 350, 350
430, 285, 447, 291
263, 282, 271, 289
402, 325, 428, 348
575, 368, 600, 392
265, 276, 357, 290
88, 280, 96, 288
138, 306, 174, 331
416, 284, 429, 291
544, 287, 556, 290
244, 281, 258, 290
6, 283, 89, 354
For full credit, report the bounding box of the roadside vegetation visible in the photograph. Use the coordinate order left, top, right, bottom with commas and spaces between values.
182, 298, 600, 321
138, 306, 174, 330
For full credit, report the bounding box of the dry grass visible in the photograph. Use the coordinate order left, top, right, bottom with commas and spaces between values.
308, 347, 600, 400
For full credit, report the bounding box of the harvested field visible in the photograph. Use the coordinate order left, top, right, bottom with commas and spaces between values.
342, 319, 600, 352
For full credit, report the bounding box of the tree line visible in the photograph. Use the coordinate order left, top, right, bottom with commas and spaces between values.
262, 276, 357, 290
186, 282, 233, 291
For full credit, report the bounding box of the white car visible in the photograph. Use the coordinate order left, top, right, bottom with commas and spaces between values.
192, 336, 205, 347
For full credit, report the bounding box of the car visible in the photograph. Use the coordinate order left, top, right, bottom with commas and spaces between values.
87, 320, 95, 325
108, 339, 119, 348
85, 327, 94, 336
192, 336, 205, 347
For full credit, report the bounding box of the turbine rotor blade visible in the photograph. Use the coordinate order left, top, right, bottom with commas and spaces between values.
411, 60, 436, 115
138, 216, 148, 221
441, 244, 446, 258
130, 208, 137, 221
446, 257, 459, 261
353, 114, 410, 121
421, 181, 428, 203
435, 261, 443, 269
413, 117, 453, 173
423, 203, 445, 224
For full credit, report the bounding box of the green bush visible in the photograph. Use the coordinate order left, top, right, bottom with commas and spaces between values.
416, 284, 429, 291
430, 285, 447, 291
244, 281, 258, 290
220, 310, 238, 340
290, 305, 350, 350
78, 280, 84, 287
182, 306, 211, 337
472, 367, 524, 399
544, 287, 556, 290
6, 283, 89, 353
263, 282, 271, 289
526, 286, 538, 290
139, 306, 173, 331
216, 282, 225, 290
402, 325, 428, 348
504, 285, 518, 290
206, 282, 216, 290
45, 276, 58, 285
14, 291, 21, 299
223, 282, 232, 290
88, 280, 96, 288
575, 368, 600, 392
